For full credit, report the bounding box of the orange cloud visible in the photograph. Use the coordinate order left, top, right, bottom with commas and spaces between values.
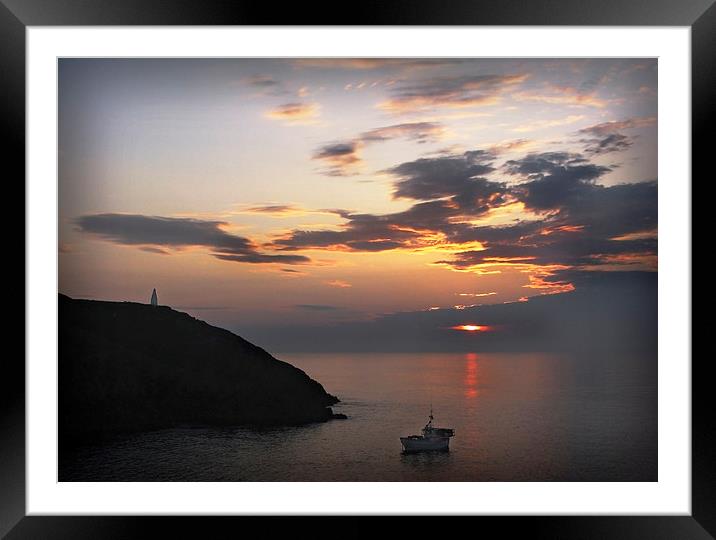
265, 102, 320, 124
610, 229, 658, 242
513, 85, 609, 108
523, 273, 575, 294
487, 139, 534, 154
512, 115, 586, 133
326, 280, 352, 288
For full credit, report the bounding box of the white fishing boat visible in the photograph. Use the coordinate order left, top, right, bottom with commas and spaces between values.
400, 408, 455, 453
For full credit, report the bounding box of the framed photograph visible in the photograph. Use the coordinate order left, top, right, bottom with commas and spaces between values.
5, 0, 706, 536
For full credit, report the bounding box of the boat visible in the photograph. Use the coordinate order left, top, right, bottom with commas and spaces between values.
400, 408, 455, 453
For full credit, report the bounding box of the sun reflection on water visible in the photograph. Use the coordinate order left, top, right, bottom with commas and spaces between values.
465, 353, 479, 398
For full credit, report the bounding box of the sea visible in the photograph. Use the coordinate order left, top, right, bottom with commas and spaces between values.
59, 351, 657, 482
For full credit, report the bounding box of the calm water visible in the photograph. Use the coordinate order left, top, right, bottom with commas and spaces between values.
60, 352, 657, 481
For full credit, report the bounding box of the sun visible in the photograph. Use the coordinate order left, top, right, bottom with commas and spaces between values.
452, 324, 488, 332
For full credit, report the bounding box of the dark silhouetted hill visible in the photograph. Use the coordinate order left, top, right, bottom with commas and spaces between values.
59, 294, 340, 448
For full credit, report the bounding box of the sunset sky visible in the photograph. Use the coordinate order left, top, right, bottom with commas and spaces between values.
58, 58, 657, 342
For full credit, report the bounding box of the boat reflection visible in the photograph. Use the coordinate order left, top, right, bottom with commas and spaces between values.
399, 448, 454, 467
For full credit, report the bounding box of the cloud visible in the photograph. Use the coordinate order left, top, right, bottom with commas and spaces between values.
238, 204, 312, 217
236, 204, 342, 219
435, 153, 657, 285
293, 304, 342, 311
512, 115, 585, 133
274, 149, 657, 294
291, 58, 467, 71
436, 235, 656, 272
244, 75, 320, 100
312, 141, 363, 176
265, 102, 320, 124
379, 74, 528, 113
139, 246, 170, 255
388, 150, 504, 204
213, 253, 309, 264
271, 203, 446, 253
244, 74, 287, 96
576, 117, 656, 155
275, 151, 517, 253
578, 117, 656, 137
256, 272, 657, 355
360, 122, 446, 144
581, 133, 633, 155
326, 280, 352, 288
75, 214, 310, 265
312, 122, 447, 176
512, 85, 609, 108
242, 204, 303, 215
275, 152, 510, 253
487, 139, 533, 154
504, 151, 609, 185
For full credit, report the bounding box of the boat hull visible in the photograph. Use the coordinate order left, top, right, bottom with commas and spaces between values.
400, 436, 450, 453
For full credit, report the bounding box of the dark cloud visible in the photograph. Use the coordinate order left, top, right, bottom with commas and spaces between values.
213, 253, 311, 264
505, 152, 657, 239
581, 133, 633, 155
275, 149, 657, 290
312, 141, 363, 176
75, 214, 310, 265
436, 235, 657, 270
388, 151, 504, 205
274, 170, 508, 251
380, 74, 528, 113
274, 203, 453, 252
578, 117, 656, 137
437, 152, 657, 276
312, 122, 446, 176
505, 152, 611, 211
313, 142, 359, 160
240, 204, 318, 217
244, 74, 287, 96
272, 209, 427, 252
244, 204, 298, 214
139, 246, 170, 255
245, 74, 281, 88
504, 151, 593, 177
576, 117, 655, 156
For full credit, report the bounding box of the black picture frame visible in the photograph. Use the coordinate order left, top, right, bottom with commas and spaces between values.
3, 0, 706, 537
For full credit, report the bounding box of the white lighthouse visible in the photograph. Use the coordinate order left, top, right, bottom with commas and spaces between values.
150, 288, 158, 307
